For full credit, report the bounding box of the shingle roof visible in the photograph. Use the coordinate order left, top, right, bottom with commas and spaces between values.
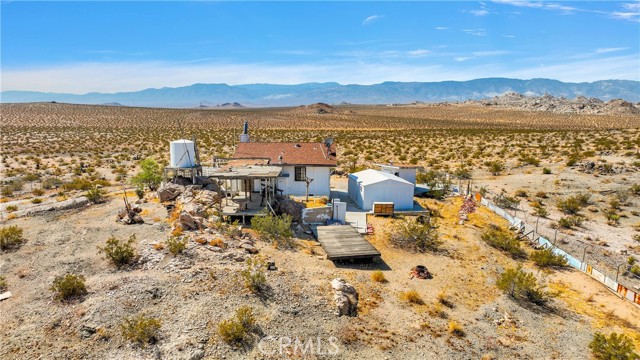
233, 142, 337, 166
348, 169, 413, 186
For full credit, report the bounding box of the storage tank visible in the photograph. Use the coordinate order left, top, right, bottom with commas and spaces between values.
170, 140, 196, 168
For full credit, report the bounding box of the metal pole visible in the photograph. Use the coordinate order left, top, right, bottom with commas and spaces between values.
535, 217, 540, 233
553, 229, 558, 244
616, 262, 625, 282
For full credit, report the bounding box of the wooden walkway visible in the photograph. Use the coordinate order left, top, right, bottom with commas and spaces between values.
313, 225, 381, 261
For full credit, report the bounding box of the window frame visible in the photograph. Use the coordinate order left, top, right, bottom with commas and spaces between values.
294, 166, 307, 182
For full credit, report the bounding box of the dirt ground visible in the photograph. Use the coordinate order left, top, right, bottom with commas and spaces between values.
1, 193, 638, 359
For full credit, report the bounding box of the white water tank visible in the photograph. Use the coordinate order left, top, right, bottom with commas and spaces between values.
170, 140, 196, 168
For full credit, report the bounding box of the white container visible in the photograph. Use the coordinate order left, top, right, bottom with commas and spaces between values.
332, 201, 347, 222
170, 140, 196, 168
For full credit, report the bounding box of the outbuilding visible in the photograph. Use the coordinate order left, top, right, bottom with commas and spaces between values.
348, 169, 415, 211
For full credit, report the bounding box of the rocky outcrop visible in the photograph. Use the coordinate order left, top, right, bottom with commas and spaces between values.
465, 92, 640, 115
331, 278, 358, 317
157, 183, 185, 202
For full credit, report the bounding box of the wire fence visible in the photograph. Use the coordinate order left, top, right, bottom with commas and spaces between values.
479, 194, 640, 308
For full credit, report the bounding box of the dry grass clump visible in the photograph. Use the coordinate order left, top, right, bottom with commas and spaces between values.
400, 290, 424, 305
371, 270, 387, 283
165, 236, 186, 255
448, 320, 465, 337
240, 257, 267, 293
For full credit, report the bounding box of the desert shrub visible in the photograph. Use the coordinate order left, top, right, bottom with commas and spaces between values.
371, 270, 387, 283
41, 177, 62, 189
515, 189, 528, 197
218, 306, 257, 346
0, 275, 7, 292
63, 177, 93, 191
631, 184, 640, 196
120, 314, 161, 347
558, 216, 584, 229
0, 225, 26, 251
241, 257, 267, 293
98, 235, 137, 268
497, 265, 549, 305
165, 236, 186, 255
485, 161, 505, 175
589, 332, 638, 360
454, 166, 472, 179
557, 194, 590, 215
448, 320, 465, 337
32, 188, 45, 196
534, 206, 549, 218
251, 211, 293, 248
50, 274, 88, 301
5, 205, 18, 212
86, 186, 106, 204
519, 154, 540, 166
31, 198, 42, 204
531, 248, 568, 268
542, 167, 552, 174
630, 265, 640, 277
135, 187, 145, 199
400, 290, 424, 304
1, 186, 14, 197
494, 193, 519, 209
627, 256, 636, 265
131, 158, 163, 191
388, 217, 441, 252
480, 227, 526, 259
416, 170, 451, 200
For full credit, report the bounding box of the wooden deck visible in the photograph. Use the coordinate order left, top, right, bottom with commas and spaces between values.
314, 225, 381, 261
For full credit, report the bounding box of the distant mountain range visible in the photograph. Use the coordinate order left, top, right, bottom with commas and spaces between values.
2, 78, 638, 107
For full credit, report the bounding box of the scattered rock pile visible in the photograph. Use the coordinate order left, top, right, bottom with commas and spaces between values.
465, 92, 640, 115
331, 278, 358, 317
574, 160, 635, 175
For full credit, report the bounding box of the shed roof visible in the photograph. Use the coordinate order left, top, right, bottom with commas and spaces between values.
233, 142, 337, 166
348, 169, 413, 186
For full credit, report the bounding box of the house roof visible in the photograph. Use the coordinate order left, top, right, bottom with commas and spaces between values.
233, 142, 337, 166
348, 169, 413, 186
377, 163, 421, 169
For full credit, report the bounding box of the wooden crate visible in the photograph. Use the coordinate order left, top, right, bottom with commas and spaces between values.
373, 202, 394, 216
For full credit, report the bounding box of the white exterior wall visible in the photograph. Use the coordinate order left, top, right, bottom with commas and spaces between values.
279, 166, 331, 196
348, 175, 365, 208
360, 180, 414, 211
379, 166, 417, 185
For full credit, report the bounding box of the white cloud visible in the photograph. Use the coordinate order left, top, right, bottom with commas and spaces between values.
595, 47, 628, 54
462, 29, 487, 36
470, 9, 490, 16
408, 49, 430, 57
495, 0, 639, 21
434, 26, 448, 30
454, 57, 472, 62
362, 15, 383, 25
502, 34, 516, 38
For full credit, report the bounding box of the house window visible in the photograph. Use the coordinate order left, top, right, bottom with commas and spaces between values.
294, 166, 306, 181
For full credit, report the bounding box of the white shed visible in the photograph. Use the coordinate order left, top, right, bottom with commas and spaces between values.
348, 169, 415, 211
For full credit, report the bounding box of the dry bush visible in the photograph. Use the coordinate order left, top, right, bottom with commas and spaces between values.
480, 226, 526, 259
165, 236, 186, 255
0, 275, 7, 292
388, 217, 441, 252
50, 274, 88, 302
0, 225, 26, 251
241, 257, 267, 293
98, 235, 137, 268
120, 314, 161, 347
217, 306, 257, 346
531, 248, 568, 268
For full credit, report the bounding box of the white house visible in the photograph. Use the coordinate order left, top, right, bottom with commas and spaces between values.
348, 169, 415, 211
232, 135, 336, 197
377, 163, 419, 186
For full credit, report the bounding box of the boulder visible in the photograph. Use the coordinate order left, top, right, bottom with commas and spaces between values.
157, 183, 185, 202
241, 243, 259, 254
331, 278, 358, 316
276, 198, 305, 222
179, 211, 203, 230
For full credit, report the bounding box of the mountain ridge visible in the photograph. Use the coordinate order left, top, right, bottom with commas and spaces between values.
2, 78, 638, 107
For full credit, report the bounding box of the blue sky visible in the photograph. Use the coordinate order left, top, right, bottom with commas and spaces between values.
1, 1, 639, 93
